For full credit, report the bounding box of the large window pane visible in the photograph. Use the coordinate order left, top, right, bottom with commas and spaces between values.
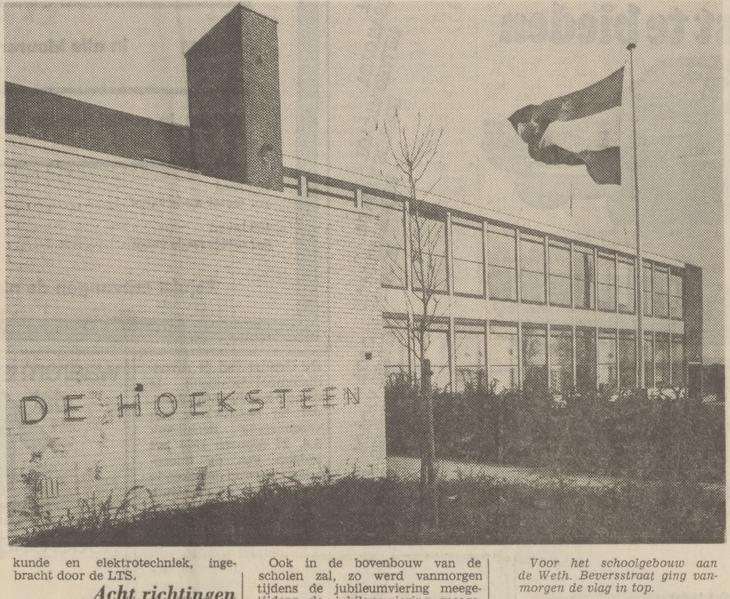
522, 324, 547, 394
424, 325, 450, 391
487, 226, 517, 301
670, 269, 683, 319
452, 224, 484, 296
597, 329, 617, 390
644, 332, 655, 387
455, 324, 486, 391
549, 242, 571, 306
619, 330, 636, 388
576, 327, 596, 392
671, 334, 684, 385
655, 332, 670, 386
550, 326, 573, 394
617, 258, 635, 314
573, 246, 595, 309
383, 320, 409, 386
489, 322, 518, 392
520, 234, 546, 304
642, 262, 653, 316
597, 252, 616, 311
654, 266, 669, 318
411, 215, 448, 293
372, 204, 405, 287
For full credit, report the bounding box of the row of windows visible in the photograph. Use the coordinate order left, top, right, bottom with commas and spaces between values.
371, 201, 684, 320
383, 320, 685, 394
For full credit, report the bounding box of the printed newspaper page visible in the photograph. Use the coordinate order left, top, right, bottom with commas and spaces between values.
1, 0, 727, 598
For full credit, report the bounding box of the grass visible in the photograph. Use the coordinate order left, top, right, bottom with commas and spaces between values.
14, 473, 725, 546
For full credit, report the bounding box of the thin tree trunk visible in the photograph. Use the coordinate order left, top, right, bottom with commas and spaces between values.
420, 358, 438, 529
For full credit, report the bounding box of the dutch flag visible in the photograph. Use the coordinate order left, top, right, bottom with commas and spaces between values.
508, 67, 624, 185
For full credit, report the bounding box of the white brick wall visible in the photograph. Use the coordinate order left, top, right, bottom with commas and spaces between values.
5, 137, 385, 537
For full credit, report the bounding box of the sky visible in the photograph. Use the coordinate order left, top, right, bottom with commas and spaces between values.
4, 0, 725, 362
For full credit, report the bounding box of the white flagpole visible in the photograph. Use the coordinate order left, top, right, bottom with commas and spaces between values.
627, 42, 644, 390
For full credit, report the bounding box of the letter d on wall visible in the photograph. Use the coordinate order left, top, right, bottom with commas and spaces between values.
20, 396, 48, 424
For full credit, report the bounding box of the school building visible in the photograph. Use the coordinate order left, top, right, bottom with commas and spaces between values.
4, 3, 702, 535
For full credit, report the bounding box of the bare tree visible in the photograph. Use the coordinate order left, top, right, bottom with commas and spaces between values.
381, 110, 444, 531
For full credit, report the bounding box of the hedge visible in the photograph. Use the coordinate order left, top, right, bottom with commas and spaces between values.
385, 384, 725, 483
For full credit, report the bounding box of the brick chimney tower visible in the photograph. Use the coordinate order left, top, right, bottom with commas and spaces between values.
186, 4, 283, 190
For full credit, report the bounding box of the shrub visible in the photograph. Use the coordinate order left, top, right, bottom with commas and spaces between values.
15, 472, 724, 545
385, 386, 725, 482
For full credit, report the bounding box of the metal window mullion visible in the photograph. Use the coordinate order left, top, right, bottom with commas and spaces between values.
516, 229, 522, 304
446, 214, 455, 391
614, 252, 619, 313
546, 322, 551, 393
449, 317, 456, 392
594, 327, 599, 391
593, 246, 598, 311
517, 320, 523, 390
482, 221, 489, 300
569, 241, 575, 309
651, 330, 656, 387
299, 173, 308, 197
571, 325, 577, 391
615, 327, 620, 389
484, 319, 490, 390
446, 212, 454, 297
544, 235, 550, 305
354, 187, 363, 209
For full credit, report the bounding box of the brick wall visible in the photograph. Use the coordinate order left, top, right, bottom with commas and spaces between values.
186, 5, 283, 190
6, 82, 195, 169
5, 136, 385, 537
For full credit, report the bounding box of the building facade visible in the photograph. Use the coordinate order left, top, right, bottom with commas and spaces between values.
4, 0, 703, 536
280, 160, 702, 397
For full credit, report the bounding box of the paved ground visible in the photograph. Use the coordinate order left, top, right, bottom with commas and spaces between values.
387, 455, 724, 495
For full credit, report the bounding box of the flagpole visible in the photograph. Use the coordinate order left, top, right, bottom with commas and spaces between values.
627, 42, 644, 390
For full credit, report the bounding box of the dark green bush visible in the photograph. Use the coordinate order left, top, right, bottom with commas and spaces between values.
386, 385, 725, 483
16, 473, 724, 545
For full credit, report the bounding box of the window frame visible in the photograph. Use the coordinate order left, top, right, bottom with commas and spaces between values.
596, 250, 617, 312
486, 224, 518, 302
519, 231, 547, 305
573, 244, 595, 310
617, 255, 636, 315
452, 222, 485, 298
548, 240, 572, 307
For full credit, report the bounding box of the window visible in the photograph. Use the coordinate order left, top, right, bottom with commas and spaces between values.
573, 245, 595, 309
642, 261, 653, 316
671, 334, 685, 385
619, 330, 636, 388
454, 322, 486, 391
520, 233, 546, 304
452, 223, 484, 296
371, 203, 406, 288
597, 252, 616, 311
617, 257, 635, 314
653, 265, 669, 318
411, 214, 448, 293
550, 326, 573, 394
383, 318, 409, 386
655, 332, 670, 386
489, 322, 518, 392
644, 332, 655, 387
597, 329, 617, 390
549, 241, 571, 306
670, 268, 683, 320
420, 321, 450, 391
487, 225, 517, 301
575, 327, 596, 392
522, 324, 547, 394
